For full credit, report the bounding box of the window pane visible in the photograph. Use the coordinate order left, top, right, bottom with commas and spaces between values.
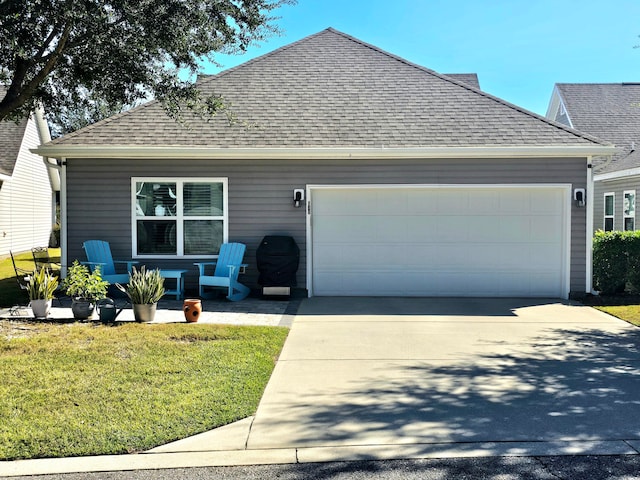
184, 182, 224, 216
625, 192, 635, 216
605, 195, 614, 216
136, 182, 176, 217
604, 217, 614, 232
184, 220, 223, 255
137, 220, 177, 254
625, 217, 635, 231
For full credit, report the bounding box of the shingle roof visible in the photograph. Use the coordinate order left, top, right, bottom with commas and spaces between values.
0, 86, 28, 177
50, 28, 605, 150
444, 73, 480, 90
555, 83, 640, 173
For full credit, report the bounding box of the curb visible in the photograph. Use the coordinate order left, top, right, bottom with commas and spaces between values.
2, 440, 639, 477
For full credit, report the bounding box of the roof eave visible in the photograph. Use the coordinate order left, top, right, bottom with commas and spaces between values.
31, 145, 618, 160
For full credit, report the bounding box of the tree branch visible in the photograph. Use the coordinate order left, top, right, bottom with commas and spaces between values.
0, 22, 72, 121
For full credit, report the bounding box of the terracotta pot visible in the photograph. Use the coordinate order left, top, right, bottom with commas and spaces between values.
183, 299, 202, 323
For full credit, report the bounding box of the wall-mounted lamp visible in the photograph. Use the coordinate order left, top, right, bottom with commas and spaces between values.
293, 189, 305, 208
574, 188, 586, 207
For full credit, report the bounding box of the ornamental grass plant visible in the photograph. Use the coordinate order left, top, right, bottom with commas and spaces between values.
26, 268, 58, 301
117, 266, 165, 304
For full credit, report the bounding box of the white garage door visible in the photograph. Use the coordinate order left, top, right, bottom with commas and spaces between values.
310, 186, 569, 297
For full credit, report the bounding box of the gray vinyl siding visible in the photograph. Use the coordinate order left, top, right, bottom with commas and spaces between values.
65, 157, 588, 296
593, 176, 640, 232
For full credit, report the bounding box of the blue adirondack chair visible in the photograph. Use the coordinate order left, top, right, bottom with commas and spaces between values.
194, 243, 250, 301
82, 240, 138, 284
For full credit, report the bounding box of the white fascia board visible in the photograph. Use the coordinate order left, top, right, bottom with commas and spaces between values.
595, 167, 640, 182
31, 145, 617, 160
0, 172, 12, 182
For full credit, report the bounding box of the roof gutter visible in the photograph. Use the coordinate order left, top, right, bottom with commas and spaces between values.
31, 145, 618, 160
0, 172, 11, 182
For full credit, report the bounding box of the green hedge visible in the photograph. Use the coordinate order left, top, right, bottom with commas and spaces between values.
593, 230, 640, 294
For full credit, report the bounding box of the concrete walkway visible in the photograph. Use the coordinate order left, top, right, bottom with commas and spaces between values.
3, 297, 640, 476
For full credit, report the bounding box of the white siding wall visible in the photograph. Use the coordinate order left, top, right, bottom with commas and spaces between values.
0, 116, 53, 256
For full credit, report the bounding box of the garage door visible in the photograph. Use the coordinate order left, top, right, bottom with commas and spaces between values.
310, 186, 569, 297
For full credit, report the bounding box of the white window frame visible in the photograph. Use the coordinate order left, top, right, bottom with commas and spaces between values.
131, 177, 229, 259
624, 190, 636, 231
604, 192, 615, 232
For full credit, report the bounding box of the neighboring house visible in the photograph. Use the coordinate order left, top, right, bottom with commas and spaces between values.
34, 28, 614, 299
0, 86, 59, 257
547, 83, 640, 233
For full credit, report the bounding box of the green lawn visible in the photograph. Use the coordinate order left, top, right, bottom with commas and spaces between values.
594, 305, 640, 327
0, 321, 288, 460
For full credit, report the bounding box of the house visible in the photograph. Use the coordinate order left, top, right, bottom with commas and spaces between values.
34, 28, 614, 299
0, 86, 59, 257
547, 83, 640, 232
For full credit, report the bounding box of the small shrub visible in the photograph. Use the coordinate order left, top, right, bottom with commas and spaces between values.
593, 231, 627, 294
626, 232, 640, 292
62, 260, 109, 301
593, 230, 640, 294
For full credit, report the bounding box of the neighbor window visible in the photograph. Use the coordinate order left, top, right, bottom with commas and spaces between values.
624, 190, 636, 231
132, 178, 228, 258
604, 192, 615, 232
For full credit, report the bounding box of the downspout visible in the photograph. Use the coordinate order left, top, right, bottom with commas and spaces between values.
586, 156, 595, 294
34, 108, 60, 226
60, 158, 67, 276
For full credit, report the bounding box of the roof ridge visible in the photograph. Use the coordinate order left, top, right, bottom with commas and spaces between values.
323, 28, 609, 147
196, 28, 336, 86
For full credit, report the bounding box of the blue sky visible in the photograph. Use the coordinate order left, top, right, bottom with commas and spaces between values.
202, 0, 640, 115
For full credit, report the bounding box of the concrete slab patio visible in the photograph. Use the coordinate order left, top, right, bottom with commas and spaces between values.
0, 296, 295, 327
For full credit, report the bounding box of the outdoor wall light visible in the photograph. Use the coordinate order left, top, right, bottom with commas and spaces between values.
574, 188, 586, 207
293, 189, 305, 208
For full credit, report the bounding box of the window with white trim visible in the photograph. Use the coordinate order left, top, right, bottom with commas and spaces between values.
604, 192, 615, 232
132, 178, 228, 258
624, 190, 636, 231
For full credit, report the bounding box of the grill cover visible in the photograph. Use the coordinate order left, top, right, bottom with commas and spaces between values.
256, 236, 300, 287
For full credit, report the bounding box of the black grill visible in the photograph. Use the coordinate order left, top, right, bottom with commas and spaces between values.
256, 235, 300, 287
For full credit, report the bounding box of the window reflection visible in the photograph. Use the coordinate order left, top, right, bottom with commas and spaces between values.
136, 182, 177, 217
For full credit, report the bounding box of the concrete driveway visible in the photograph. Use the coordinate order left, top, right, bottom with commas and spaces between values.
246, 297, 640, 459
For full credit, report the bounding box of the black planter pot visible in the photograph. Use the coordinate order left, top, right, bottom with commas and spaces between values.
71, 299, 95, 320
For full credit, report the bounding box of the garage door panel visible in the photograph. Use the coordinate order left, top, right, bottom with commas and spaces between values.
407, 190, 438, 214
312, 187, 567, 298
498, 216, 532, 241
530, 216, 563, 243
468, 191, 501, 215
531, 190, 563, 214
436, 190, 469, 214
498, 191, 532, 214
436, 217, 470, 241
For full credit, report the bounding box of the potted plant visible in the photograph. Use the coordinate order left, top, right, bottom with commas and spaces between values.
62, 260, 109, 320
27, 267, 59, 319
117, 266, 165, 322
